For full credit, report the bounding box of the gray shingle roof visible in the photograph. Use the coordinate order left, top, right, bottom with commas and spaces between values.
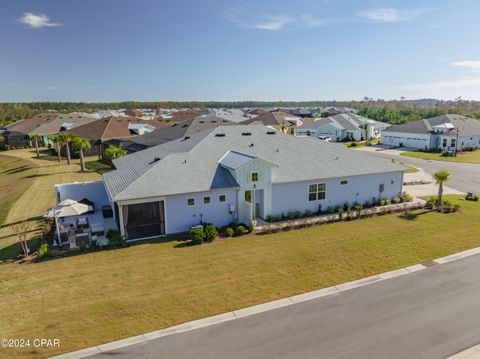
103, 125, 405, 201
383, 114, 480, 136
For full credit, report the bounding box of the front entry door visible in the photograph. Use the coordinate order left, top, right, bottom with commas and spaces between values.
245, 190, 255, 218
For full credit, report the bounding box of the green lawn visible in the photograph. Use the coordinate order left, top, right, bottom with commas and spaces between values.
1, 195, 479, 358
85, 159, 113, 174
0, 149, 101, 263
401, 149, 480, 164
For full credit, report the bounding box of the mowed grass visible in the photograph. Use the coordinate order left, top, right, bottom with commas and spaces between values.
85, 159, 113, 174
1, 195, 479, 358
0, 149, 101, 262
402, 149, 480, 164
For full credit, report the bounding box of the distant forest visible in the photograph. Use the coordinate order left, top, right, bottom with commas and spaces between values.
1, 99, 480, 126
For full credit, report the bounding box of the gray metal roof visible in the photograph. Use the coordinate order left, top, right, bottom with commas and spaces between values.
104, 125, 405, 201
218, 151, 257, 170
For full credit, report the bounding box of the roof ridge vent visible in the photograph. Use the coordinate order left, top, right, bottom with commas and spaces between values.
242, 132, 252, 136
153, 157, 161, 162
215, 133, 226, 137
266, 131, 276, 135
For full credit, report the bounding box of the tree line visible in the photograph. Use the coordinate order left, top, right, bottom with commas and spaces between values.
2, 99, 480, 126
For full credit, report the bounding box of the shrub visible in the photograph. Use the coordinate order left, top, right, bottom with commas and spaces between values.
248, 221, 255, 233
235, 225, 246, 236
353, 203, 363, 212
203, 224, 218, 242
349, 142, 358, 147
441, 150, 450, 157
466, 193, 479, 202
287, 211, 302, 220
379, 199, 386, 206
304, 209, 313, 217
189, 227, 205, 245
402, 192, 413, 202
89, 239, 100, 251
393, 197, 401, 204
338, 207, 344, 219
343, 202, 350, 211
47, 249, 64, 257
227, 222, 237, 230
225, 227, 234, 237
363, 200, 371, 208
106, 229, 124, 245
38, 243, 49, 258
385, 199, 391, 205
317, 204, 322, 214
327, 206, 335, 214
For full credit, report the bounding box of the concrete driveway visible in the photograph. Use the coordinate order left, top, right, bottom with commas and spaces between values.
357, 146, 480, 195
88, 253, 480, 359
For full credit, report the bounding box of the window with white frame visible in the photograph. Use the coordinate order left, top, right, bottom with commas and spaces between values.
251, 172, 259, 182
203, 196, 211, 205
187, 198, 195, 206
308, 183, 326, 201
340, 180, 349, 185
219, 194, 226, 202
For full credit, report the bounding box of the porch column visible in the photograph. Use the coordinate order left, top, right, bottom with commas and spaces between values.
118, 204, 125, 237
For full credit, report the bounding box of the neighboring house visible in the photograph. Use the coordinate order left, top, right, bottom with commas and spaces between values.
320, 107, 357, 117
159, 109, 203, 123
289, 108, 313, 118
381, 114, 480, 150
34, 114, 99, 145
296, 113, 389, 141
103, 116, 237, 152
207, 108, 253, 123
241, 111, 303, 133
66, 116, 166, 156
59, 125, 406, 241
2, 113, 60, 146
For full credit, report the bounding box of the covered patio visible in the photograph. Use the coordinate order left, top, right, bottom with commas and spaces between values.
51, 181, 118, 248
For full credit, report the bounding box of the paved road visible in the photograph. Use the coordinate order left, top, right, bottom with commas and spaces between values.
357, 148, 480, 194
90, 254, 480, 359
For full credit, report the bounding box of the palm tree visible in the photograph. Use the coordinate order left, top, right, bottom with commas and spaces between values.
61, 134, 75, 165
433, 170, 451, 207
29, 134, 42, 158
48, 134, 63, 162
105, 145, 127, 160
73, 136, 91, 172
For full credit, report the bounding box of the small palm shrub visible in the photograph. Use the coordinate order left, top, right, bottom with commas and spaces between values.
106, 229, 125, 245
225, 227, 234, 237
38, 243, 49, 258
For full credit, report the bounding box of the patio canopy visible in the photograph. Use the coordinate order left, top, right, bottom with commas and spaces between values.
44, 199, 93, 218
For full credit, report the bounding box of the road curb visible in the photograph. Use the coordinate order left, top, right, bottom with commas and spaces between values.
49, 246, 480, 359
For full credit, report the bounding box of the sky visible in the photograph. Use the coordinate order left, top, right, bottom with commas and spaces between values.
1, 0, 480, 102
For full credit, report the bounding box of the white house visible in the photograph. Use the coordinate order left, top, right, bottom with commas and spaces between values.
56, 126, 406, 242
92, 125, 405, 240
296, 113, 390, 141
381, 114, 480, 150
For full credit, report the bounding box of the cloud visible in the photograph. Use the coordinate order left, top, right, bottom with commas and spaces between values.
252, 16, 292, 31
47, 86, 56, 91
397, 60, 480, 98
452, 60, 480, 71
358, 8, 420, 23
224, 6, 327, 31
19, 12, 61, 28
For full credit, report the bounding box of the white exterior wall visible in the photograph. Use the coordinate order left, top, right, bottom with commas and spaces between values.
459, 135, 480, 148
228, 159, 273, 223
164, 188, 237, 233
270, 172, 404, 216
381, 131, 434, 149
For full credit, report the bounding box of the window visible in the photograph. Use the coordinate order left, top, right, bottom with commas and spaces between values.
251, 172, 259, 182
442, 138, 447, 147
451, 139, 456, 147
187, 198, 195, 206
219, 194, 226, 202
308, 183, 326, 201
203, 196, 211, 205
340, 180, 349, 186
